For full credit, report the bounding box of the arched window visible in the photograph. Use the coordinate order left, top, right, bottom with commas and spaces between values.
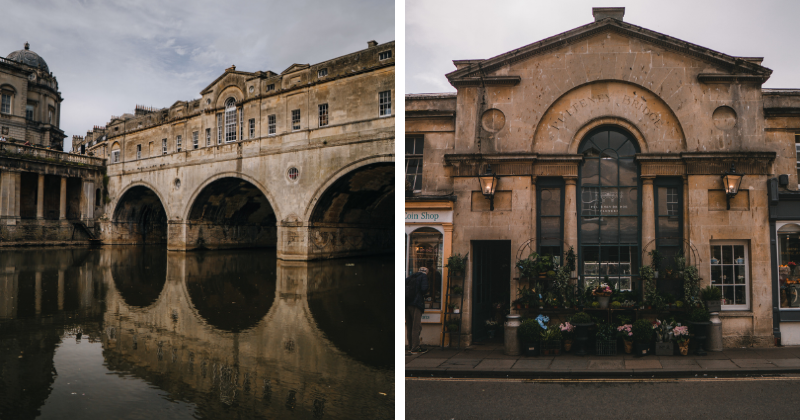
578, 128, 640, 291
224, 98, 237, 142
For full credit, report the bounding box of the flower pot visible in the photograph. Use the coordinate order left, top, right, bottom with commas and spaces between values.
678, 340, 690, 355
655, 341, 674, 356
564, 340, 573, 352
541, 340, 561, 356
623, 340, 633, 354
454, 309, 460, 314
516, 304, 522, 309
598, 296, 611, 309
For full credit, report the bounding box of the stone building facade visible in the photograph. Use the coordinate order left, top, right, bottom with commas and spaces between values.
0, 43, 65, 149
405, 8, 800, 348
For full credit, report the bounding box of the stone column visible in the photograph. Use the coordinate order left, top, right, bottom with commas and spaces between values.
35, 271, 42, 316
81, 180, 94, 222
36, 174, 44, 219
530, 176, 537, 248
563, 177, 578, 257
0, 171, 21, 223
57, 270, 64, 311
442, 223, 454, 347
642, 176, 656, 266
59, 177, 67, 220
683, 175, 689, 255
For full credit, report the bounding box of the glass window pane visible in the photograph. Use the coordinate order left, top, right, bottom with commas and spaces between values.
408, 228, 443, 310
540, 217, 560, 245
590, 132, 608, 150
722, 246, 733, 264
712, 246, 722, 263
618, 159, 636, 186
582, 159, 599, 185
711, 266, 722, 285
617, 141, 636, 158
600, 157, 618, 186
619, 187, 637, 215
723, 285, 734, 303
581, 217, 599, 243
581, 188, 600, 215
723, 265, 734, 284
734, 265, 746, 284
600, 217, 619, 243
733, 245, 745, 263
619, 217, 637, 243
658, 216, 680, 243
405, 138, 414, 154
540, 188, 561, 216
603, 246, 620, 263
608, 131, 627, 151
734, 286, 746, 305
583, 246, 599, 276
415, 138, 424, 154
600, 188, 619, 216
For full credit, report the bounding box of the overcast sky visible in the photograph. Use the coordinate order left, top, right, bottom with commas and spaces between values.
407, 0, 800, 94
0, 0, 394, 151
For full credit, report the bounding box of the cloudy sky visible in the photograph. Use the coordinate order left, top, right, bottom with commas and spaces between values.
407, 0, 800, 93
0, 0, 394, 151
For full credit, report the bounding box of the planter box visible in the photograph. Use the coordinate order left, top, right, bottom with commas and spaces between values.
655, 341, 674, 356
540, 340, 561, 356
706, 300, 722, 312
595, 339, 617, 356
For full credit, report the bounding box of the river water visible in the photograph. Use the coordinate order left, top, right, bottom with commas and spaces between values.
0, 246, 394, 419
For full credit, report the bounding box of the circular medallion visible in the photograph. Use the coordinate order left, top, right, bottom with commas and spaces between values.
712, 106, 737, 130
481, 108, 506, 133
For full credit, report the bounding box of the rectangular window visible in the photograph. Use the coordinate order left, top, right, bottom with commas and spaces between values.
318, 103, 328, 127
239, 108, 244, 141
111, 150, 120, 163
710, 242, 750, 310
0, 93, 10, 114
192, 131, 199, 149
48, 107, 53, 124
176, 135, 182, 152
654, 179, 684, 298
266, 84, 275, 92
778, 224, 800, 308
795, 134, 800, 185
379, 90, 391, 116
379, 50, 392, 60
136, 144, 142, 160
162, 139, 167, 155
538, 179, 565, 260
317, 68, 328, 78
405, 136, 424, 192
25, 105, 34, 120
249, 118, 255, 138
205, 128, 211, 147
268, 114, 276, 135
292, 109, 301, 131
217, 113, 223, 144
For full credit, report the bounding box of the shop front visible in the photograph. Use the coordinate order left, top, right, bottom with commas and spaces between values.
769, 185, 800, 345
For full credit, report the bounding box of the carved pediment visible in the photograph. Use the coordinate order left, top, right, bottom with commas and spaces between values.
200, 70, 253, 95
281, 63, 310, 75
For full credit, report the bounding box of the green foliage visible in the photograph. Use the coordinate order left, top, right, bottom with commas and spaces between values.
591, 301, 600, 308
570, 312, 593, 324
683, 265, 701, 305
632, 319, 654, 343
595, 322, 616, 340
649, 249, 664, 271
451, 285, 463, 295
675, 301, 684, 308
564, 246, 577, 273
446, 254, 468, 276
611, 301, 622, 309
688, 307, 711, 323
700, 286, 722, 301
640, 265, 658, 304
447, 323, 459, 332
518, 319, 545, 342
516, 253, 539, 279
541, 326, 562, 341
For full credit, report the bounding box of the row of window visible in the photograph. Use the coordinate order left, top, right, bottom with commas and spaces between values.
315, 50, 392, 78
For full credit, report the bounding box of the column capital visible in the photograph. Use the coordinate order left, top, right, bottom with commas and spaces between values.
442, 223, 454, 233
642, 176, 655, 185
564, 176, 577, 186
530, 175, 537, 185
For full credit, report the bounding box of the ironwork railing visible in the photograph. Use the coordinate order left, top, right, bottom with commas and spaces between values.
0, 142, 105, 167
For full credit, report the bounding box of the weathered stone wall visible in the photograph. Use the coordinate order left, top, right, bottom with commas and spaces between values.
0, 220, 93, 243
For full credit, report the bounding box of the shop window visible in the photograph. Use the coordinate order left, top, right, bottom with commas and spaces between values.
710, 242, 749, 310
249, 118, 255, 138
162, 138, 167, 155
25, 104, 34, 120
654, 179, 684, 297
176, 135, 182, 152
405, 136, 424, 192
578, 128, 640, 291
408, 227, 443, 311
795, 134, 800, 186
778, 223, 800, 308
537, 179, 564, 259
136, 144, 141, 159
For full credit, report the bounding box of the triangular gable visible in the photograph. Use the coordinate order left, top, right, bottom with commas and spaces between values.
447, 17, 772, 86
281, 63, 310, 75
200, 70, 255, 95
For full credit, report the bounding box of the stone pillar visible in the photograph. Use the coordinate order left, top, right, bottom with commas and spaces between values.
530, 176, 537, 248
57, 270, 64, 311
82, 180, 95, 222
35, 271, 42, 316
0, 170, 21, 223
563, 177, 578, 257
442, 223, 454, 346
36, 174, 44, 219
683, 175, 689, 255
642, 177, 656, 266
59, 177, 67, 220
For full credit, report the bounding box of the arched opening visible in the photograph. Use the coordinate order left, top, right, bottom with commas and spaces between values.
578, 127, 641, 292
308, 162, 394, 259
111, 186, 167, 243
186, 177, 276, 249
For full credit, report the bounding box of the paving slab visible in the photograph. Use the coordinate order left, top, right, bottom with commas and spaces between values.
512, 359, 553, 369
731, 358, 776, 368
483, 351, 520, 359
696, 359, 738, 369
418, 350, 458, 359
475, 359, 516, 370
451, 351, 493, 359
405, 358, 447, 368
624, 359, 663, 369
588, 360, 625, 369
550, 359, 590, 370
767, 358, 800, 367
441, 358, 482, 368
659, 358, 701, 368
721, 350, 768, 359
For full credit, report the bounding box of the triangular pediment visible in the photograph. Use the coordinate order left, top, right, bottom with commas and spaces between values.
200, 70, 254, 95
447, 18, 772, 86
281, 63, 310, 75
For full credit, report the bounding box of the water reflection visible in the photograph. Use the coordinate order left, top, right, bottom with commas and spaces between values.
0, 246, 393, 420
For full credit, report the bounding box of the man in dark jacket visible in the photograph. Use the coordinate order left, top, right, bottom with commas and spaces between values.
406, 266, 429, 353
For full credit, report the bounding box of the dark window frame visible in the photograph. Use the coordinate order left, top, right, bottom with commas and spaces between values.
537, 178, 565, 260
405, 135, 424, 192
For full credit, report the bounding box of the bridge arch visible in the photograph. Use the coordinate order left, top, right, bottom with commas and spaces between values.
110, 183, 169, 243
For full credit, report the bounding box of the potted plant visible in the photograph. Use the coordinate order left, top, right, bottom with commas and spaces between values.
631, 319, 654, 357
688, 307, 711, 356
517, 253, 539, 281
447, 323, 459, 332
447, 302, 456, 313
535, 255, 553, 278
560, 322, 574, 351
595, 322, 617, 356
570, 312, 594, 356
453, 305, 460, 314
486, 319, 498, 339
617, 324, 634, 353
673, 325, 690, 355
700, 286, 722, 312
446, 253, 468, 278
518, 317, 545, 357
649, 249, 664, 279
451, 285, 464, 296
653, 319, 674, 356
540, 326, 563, 356
592, 282, 613, 309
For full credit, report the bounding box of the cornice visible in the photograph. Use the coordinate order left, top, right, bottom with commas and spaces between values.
697, 73, 769, 84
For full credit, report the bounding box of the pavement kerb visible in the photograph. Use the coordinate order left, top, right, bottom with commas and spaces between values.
405, 367, 800, 379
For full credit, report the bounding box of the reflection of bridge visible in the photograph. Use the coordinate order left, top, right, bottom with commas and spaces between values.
0, 248, 394, 419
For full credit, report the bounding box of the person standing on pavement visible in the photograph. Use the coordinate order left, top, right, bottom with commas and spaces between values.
406, 266, 429, 354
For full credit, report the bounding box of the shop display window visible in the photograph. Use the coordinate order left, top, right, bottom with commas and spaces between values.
778, 223, 800, 308
710, 243, 749, 310
408, 227, 444, 310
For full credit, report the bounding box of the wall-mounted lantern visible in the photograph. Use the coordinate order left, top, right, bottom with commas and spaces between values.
478, 164, 498, 211
722, 163, 744, 210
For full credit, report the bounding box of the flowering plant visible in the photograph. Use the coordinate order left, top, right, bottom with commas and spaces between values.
559, 322, 574, 340
485, 319, 498, 331
789, 262, 797, 268
672, 326, 690, 344
592, 283, 612, 297
652, 319, 669, 342
616, 324, 633, 340
535, 314, 550, 330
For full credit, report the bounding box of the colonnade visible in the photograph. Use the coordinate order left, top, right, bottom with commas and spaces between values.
0, 170, 95, 224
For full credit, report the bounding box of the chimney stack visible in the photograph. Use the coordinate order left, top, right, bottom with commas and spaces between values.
592, 7, 625, 22
367, 40, 378, 48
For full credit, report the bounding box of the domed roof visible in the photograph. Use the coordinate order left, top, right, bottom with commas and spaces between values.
7, 42, 49, 73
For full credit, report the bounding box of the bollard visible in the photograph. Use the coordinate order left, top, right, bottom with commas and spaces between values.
505, 315, 521, 356
707, 311, 723, 351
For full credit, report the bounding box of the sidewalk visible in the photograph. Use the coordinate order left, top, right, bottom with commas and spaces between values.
405, 343, 800, 378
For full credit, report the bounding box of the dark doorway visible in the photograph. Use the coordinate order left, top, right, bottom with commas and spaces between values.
472, 240, 511, 341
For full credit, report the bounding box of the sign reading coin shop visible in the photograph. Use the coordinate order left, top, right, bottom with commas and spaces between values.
406, 7, 800, 349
